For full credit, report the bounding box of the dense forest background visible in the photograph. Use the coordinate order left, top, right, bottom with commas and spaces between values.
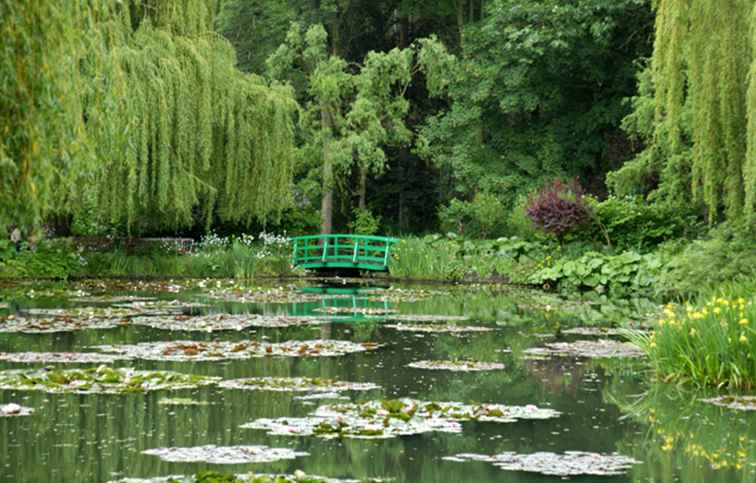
2, 0, 755, 238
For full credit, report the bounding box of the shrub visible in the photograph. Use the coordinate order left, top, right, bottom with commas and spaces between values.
348, 208, 381, 236
528, 249, 666, 297
629, 292, 756, 389
585, 196, 703, 250
658, 221, 756, 297
439, 193, 507, 239
526, 180, 590, 240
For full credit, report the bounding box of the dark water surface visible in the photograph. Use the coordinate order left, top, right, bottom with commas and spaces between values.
0, 280, 753, 483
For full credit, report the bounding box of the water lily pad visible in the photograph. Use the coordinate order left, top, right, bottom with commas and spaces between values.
0, 352, 130, 364
444, 451, 639, 476
72, 295, 157, 303
0, 403, 33, 417
524, 340, 644, 359
406, 360, 506, 372
313, 307, 397, 315
294, 392, 350, 401
157, 398, 210, 406
113, 300, 207, 312
95, 339, 383, 361
383, 314, 469, 322
0, 314, 124, 333
142, 445, 307, 464
206, 287, 349, 304
0, 367, 219, 394
130, 314, 325, 332
218, 377, 380, 393
21, 307, 151, 318
702, 395, 756, 411
561, 327, 636, 336
385, 323, 493, 333
242, 398, 559, 439
109, 470, 369, 483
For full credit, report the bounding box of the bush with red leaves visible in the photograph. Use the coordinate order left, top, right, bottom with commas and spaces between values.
526, 180, 591, 239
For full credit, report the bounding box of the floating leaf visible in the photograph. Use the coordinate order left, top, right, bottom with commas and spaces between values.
0, 403, 33, 417
157, 398, 210, 406
95, 339, 383, 361
142, 445, 307, 464
219, 377, 380, 393
242, 398, 559, 439
702, 395, 756, 411
313, 307, 397, 315
0, 367, 219, 394
406, 360, 506, 372
444, 451, 639, 476
524, 340, 644, 359
385, 324, 493, 333
0, 352, 130, 364
130, 314, 325, 332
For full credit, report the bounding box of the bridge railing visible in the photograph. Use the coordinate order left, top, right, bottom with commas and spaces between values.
290, 234, 399, 271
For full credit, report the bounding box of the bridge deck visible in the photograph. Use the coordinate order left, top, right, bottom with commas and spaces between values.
291, 234, 399, 271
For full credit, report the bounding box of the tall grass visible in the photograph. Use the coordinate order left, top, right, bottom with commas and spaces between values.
628, 283, 756, 389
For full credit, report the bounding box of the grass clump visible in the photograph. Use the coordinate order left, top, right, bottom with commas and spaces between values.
629, 289, 756, 390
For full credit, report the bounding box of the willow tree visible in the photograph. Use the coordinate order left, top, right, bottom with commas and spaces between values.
614, 0, 756, 221
0, 0, 298, 234
266, 23, 447, 233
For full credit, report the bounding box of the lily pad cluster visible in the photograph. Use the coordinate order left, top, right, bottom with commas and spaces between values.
95, 339, 383, 361
406, 360, 505, 372
0, 403, 33, 417
385, 323, 493, 333
130, 314, 324, 332
0, 351, 130, 364
242, 398, 559, 439
0, 314, 124, 333
444, 451, 639, 476
0, 366, 219, 394
313, 307, 397, 315
218, 376, 380, 393
524, 340, 644, 359
206, 286, 348, 304
383, 314, 469, 322
561, 327, 641, 336
702, 395, 756, 411
109, 469, 370, 483
142, 445, 307, 464
157, 398, 210, 406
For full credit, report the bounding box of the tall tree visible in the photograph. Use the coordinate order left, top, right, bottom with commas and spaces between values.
613, 0, 756, 222
266, 23, 444, 233
418, 0, 653, 212
0, 0, 298, 233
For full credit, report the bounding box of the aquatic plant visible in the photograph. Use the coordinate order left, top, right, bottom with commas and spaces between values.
218, 377, 380, 393
628, 295, 755, 389
95, 340, 383, 361
0, 367, 219, 394
142, 445, 307, 464
406, 360, 506, 372
524, 340, 644, 359
445, 451, 639, 476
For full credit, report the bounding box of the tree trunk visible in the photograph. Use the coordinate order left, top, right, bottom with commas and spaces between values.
357, 165, 367, 211
321, 140, 334, 234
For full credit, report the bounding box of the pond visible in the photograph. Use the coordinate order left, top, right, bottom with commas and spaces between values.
0, 279, 753, 482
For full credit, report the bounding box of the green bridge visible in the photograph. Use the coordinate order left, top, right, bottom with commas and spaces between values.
290, 234, 399, 271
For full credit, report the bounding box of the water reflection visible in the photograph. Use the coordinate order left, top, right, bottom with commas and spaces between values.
0, 280, 752, 482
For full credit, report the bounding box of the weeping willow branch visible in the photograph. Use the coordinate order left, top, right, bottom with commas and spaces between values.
0, 0, 297, 233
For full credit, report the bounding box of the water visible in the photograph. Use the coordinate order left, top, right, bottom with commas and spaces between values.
0, 280, 753, 483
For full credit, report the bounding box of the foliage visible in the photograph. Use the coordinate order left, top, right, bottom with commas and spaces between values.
584, 196, 703, 250
348, 208, 381, 236
0, 0, 297, 234
617, 0, 756, 221
0, 240, 83, 279
658, 222, 756, 297
526, 180, 591, 240
439, 193, 507, 239
628, 292, 756, 389
528, 249, 666, 297
390, 235, 548, 281
418, 0, 653, 209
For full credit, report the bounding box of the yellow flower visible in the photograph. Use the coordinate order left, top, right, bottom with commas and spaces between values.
689, 328, 697, 337
739, 334, 748, 344
739, 318, 749, 326
713, 307, 721, 315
